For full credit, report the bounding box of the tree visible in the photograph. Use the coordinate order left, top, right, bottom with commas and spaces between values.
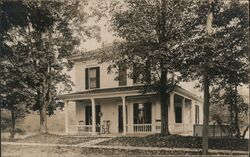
210, 87, 249, 139
1, 57, 34, 138
0, 1, 45, 138
210, 0, 249, 138
1, 1, 100, 134
107, 0, 200, 135
178, 0, 248, 151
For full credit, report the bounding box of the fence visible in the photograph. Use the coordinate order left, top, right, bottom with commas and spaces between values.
194, 124, 231, 138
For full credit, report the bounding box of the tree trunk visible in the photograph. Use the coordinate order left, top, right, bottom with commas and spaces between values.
40, 104, 48, 134
202, 66, 209, 155
10, 107, 16, 139
160, 90, 170, 135
234, 85, 241, 138
160, 67, 170, 135
202, 0, 214, 155
234, 110, 240, 138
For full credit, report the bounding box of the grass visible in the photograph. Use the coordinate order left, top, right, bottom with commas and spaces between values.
1, 133, 100, 145
2, 144, 247, 156
98, 134, 248, 151
1, 134, 248, 156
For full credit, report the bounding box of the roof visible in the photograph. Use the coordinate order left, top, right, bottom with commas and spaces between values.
60, 85, 203, 102
68, 42, 118, 62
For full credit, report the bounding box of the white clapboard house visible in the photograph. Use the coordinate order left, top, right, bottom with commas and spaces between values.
60, 45, 203, 136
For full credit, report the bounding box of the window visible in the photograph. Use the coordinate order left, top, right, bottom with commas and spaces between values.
132, 60, 151, 84
133, 102, 152, 124
85, 105, 101, 125
118, 65, 127, 86
85, 106, 92, 125
85, 67, 100, 89
175, 106, 182, 123
132, 63, 143, 84
195, 105, 199, 124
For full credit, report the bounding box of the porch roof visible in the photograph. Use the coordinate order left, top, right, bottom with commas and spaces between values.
60, 85, 202, 102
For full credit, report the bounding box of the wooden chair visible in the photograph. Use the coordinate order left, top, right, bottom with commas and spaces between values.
155, 119, 161, 131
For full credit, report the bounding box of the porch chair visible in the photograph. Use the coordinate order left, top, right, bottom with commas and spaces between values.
101, 120, 111, 134
155, 119, 161, 131
78, 120, 84, 134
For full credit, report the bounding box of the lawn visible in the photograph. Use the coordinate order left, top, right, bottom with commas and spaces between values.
1, 133, 100, 145
0, 145, 229, 156
98, 134, 248, 151
1, 134, 248, 156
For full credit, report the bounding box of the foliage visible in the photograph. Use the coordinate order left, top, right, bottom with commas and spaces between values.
1, 1, 100, 133
180, 0, 249, 138
106, 0, 201, 135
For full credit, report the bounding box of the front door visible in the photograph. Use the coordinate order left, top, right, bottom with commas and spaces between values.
118, 105, 123, 133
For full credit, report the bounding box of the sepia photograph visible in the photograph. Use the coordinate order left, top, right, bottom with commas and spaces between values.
1, 0, 249, 156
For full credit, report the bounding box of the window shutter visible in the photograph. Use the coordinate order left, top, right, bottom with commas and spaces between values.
96, 67, 100, 88
85, 68, 89, 89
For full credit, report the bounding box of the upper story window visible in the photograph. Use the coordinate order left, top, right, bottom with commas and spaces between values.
132, 64, 143, 85
118, 65, 127, 86
132, 60, 151, 85
85, 67, 100, 89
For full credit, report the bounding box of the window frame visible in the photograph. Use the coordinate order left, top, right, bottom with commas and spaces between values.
133, 102, 152, 124
175, 105, 183, 124
85, 66, 100, 89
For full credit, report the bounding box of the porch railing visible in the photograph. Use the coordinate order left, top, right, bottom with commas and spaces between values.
78, 125, 92, 134
68, 125, 92, 135
133, 124, 152, 133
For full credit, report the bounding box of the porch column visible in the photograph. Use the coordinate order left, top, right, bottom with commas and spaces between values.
64, 100, 69, 134
91, 98, 97, 135
169, 93, 175, 132
182, 98, 185, 124
122, 96, 127, 135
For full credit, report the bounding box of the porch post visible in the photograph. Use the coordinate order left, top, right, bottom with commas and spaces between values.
169, 93, 175, 132
182, 98, 185, 124
65, 100, 69, 134
122, 96, 127, 135
91, 98, 97, 135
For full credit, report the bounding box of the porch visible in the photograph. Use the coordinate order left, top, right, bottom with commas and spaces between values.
62, 86, 202, 136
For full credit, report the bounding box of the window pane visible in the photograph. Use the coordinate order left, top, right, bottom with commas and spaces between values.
90, 78, 96, 88
89, 68, 97, 88
89, 68, 96, 78
133, 102, 151, 124
175, 106, 182, 123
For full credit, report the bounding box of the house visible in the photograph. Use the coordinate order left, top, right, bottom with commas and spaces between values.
60, 46, 203, 136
